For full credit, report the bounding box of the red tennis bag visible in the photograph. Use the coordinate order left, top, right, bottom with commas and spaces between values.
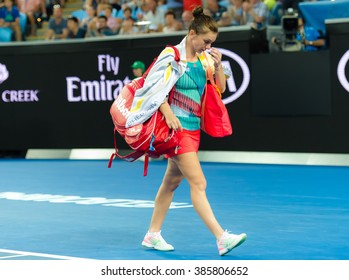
108, 46, 180, 176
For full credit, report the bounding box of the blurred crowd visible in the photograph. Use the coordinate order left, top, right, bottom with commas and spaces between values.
0, 0, 328, 51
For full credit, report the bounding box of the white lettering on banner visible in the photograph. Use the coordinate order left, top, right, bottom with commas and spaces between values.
1, 90, 39, 102
0, 192, 193, 209
98, 54, 120, 75
66, 75, 130, 102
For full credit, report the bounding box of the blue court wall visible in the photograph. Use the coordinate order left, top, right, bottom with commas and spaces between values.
0, 24, 348, 154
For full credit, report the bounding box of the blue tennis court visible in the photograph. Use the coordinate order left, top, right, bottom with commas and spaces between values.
0, 158, 348, 260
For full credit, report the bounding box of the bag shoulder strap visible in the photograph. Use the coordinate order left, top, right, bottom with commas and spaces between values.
203, 51, 222, 98
166, 45, 180, 62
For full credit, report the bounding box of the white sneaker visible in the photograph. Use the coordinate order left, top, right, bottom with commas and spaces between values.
217, 230, 247, 256
142, 231, 174, 251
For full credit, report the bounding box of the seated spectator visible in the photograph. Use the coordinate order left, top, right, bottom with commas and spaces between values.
217, 11, 233, 27
242, 0, 269, 30
103, 4, 122, 33
45, 4, 68, 40
46, 0, 65, 20
181, 9, 193, 30
114, 2, 139, 20
162, 9, 183, 33
17, 0, 47, 36
0, 0, 22, 41
67, 16, 86, 39
206, 0, 228, 22
96, 0, 121, 17
223, 0, 244, 26
84, 0, 98, 10
80, 5, 97, 31
132, 0, 149, 21
143, 0, 166, 32
118, 6, 138, 35
87, 14, 117, 37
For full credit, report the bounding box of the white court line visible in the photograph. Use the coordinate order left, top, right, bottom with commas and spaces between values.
0, 249, 94, 260
0, 254, 27, 259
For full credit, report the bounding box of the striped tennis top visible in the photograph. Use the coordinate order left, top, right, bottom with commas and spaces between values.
170, 59, 206, 131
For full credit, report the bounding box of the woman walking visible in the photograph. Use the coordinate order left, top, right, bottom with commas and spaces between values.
127, 6, 247, 256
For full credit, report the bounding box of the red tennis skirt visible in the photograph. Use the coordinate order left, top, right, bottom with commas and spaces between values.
165, 129, 200, 158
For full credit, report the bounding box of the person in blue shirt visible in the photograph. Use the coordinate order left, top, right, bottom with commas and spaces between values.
0, 0, 22, 41
271, 15, 326, 52
45, 4, 68, 40
66, 16, 86, 39
296, 17, 325, 51
87, 15, 117, 37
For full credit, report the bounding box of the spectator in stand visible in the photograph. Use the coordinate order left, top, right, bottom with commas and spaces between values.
103, 4, 122, 33
222, 0, 244, 26
205, 0, 227, 22
114, 2, 139, 20
122, 0, 139, 10
203, 7, 213, 17
46, 0, 65, 20
143, 0, 166, 32
0, 0, 22, 41
96, 0, 121, 17
80, 5, 97, 31
242, 0, 269, 30
118, 6, 138, 35
83, 0, 98, 10
87, 14, 117, 37
109, 0, 122, 12
66, 16, 86, 39
217, 11, 232, 27
162, 9, 183, 33
17, 0, 47, 36
181, 9, 193, 30
132, 0, 149, 21
157, 0, 167, 13
45, 4, 68, 40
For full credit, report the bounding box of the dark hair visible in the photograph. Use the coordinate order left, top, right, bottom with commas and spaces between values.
165, 10, 176, 19
67, 16, 79, 24
98, 15, 108, 21
124, 6, 132, 13
189, 6, 218, 35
